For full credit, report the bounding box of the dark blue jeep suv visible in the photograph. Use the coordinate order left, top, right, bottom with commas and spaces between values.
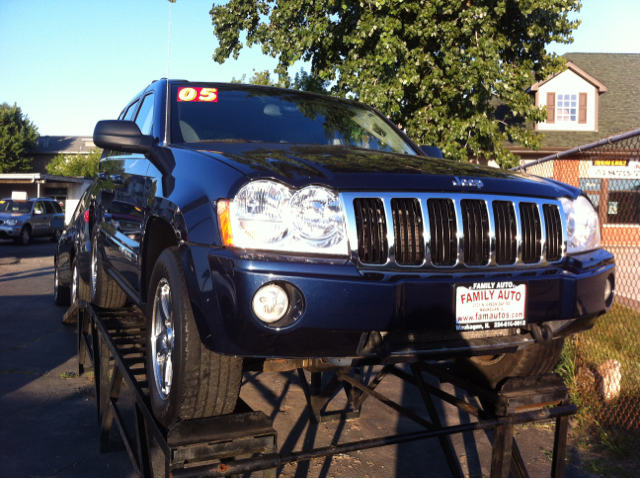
81, 79, 613, 427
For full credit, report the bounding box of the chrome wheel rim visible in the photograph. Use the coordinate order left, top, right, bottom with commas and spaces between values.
72, 262, 78, 303
151, 279, 174, 400
91, 242, 98, 299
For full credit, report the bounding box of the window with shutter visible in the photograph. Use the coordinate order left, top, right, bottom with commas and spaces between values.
546, 92, 555, 124
557, 94, 577, 122
578, 93, 587, 124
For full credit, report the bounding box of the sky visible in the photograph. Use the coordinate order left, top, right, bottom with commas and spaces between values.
0, 0, 638, 137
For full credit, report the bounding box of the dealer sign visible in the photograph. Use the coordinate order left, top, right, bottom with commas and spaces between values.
588, 159, 640, 179
455, 281, 527, 331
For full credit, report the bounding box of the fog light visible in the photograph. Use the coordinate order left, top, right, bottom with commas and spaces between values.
252, 284, 289, 323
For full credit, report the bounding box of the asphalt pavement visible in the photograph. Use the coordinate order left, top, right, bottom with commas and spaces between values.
0, 238, 591, 477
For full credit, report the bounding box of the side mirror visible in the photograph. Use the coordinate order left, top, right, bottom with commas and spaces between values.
420, 145, 443, 159
51, 218, 64, 229
34, 208, 43, 215
93, 120, 153, 154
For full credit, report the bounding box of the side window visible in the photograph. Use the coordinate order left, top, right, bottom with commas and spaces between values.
123, 100, 140, 121
52, 201, 63, 213
135, 94, 155, 135
72, 192, 87, 222
44, 201, 55, 214
34, 201, 44, 214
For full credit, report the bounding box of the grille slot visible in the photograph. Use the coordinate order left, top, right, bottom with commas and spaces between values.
460, 199, 490, 265
543, 204, 563, 262
493, 201, 517, 265
427, 199, 457, 266
520, 203, 542, 263
353, 198, 388, 264
391, 198, 425, 265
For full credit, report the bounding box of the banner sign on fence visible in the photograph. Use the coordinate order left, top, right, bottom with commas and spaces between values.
588, 159, 640, 179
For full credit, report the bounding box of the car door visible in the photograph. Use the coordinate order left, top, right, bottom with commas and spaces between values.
31, 201, 48, 236
43, 201, 57, 235
98, 93, 154, 294
50, 200, 65, 230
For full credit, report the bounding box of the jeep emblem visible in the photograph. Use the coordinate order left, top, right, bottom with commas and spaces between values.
452, 177, 483, 188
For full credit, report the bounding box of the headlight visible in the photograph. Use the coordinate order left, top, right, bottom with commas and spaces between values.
4, 219, 20, 226
560, 196, 601, 254
218, 180, 348, 255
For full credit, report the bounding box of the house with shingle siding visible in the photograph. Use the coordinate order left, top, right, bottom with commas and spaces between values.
489, 53, 640, 246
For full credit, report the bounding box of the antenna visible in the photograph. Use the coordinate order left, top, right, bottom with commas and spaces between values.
167, 0, 175, 79
164, 0, 176, 146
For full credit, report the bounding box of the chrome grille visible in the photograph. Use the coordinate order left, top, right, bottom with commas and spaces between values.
543, 204, 563, 262
343, 193, 566, 270
427, 198, 457, 266
460, 199, 490, 266
353, 198, 387, 264
493, 201, 517, 265
520, 203, 542, 263
391, 198, 424, 265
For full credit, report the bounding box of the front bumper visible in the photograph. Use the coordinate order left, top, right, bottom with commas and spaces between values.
0, 225, 21, 239
182, 244, 614, 359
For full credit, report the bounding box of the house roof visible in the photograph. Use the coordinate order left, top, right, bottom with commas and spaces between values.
0, 173, 94, 184
528, 60, 608, 93
506, 53, 640, 151
33, 136, 96, 155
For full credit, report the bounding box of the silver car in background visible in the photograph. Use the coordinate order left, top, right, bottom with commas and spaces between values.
0, 197, 65, 245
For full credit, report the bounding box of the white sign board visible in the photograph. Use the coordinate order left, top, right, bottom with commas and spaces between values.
455, 282, 527, 331
588, 159, 640, 179
11, 191, 29, 200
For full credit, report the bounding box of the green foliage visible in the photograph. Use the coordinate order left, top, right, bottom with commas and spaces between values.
211, 0, 581, 168
231, 67, 331, 94
293, 67, 331, 94
0, 103, 39, 173
230, 68, 289, 87
46, 148, 102, 178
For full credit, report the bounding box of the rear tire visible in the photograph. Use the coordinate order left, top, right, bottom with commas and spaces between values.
146, 246, 242, 428
90, 236, 127, 309
54, 259, 71, 306
455, 338, 565, 389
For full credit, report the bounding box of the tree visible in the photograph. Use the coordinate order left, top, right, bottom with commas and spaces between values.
46, 148, 102, 178
211, 0, 581, 168
230, 69, 288, 87
0, 103, 39, 173
292, 67, 331, 94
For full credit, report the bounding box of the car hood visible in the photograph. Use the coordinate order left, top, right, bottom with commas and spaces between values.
186, 143, 581, 199
0, 212, 28, 219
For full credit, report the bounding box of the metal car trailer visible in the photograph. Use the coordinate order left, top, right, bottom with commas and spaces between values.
67, 300, 576, 478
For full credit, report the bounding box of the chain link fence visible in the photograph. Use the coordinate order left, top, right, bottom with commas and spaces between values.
515, 128, 640, 432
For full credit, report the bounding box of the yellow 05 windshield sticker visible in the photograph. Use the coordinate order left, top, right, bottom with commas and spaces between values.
177, 87, 218, 102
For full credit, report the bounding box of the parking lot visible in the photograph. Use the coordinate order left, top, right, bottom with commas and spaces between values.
0, 239, 591, 477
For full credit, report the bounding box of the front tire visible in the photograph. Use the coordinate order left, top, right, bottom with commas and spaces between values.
455, 338, 565, 389
146, 246, 242, 428
14, 226, 31, 245
90, 237, 127, 309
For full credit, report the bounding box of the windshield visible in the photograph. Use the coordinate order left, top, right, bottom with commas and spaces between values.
0, 200, 33, 214
170, 85, 417, 155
